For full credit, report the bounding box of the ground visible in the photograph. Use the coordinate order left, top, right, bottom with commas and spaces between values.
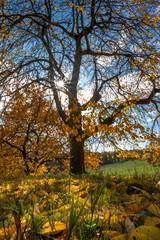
0, 160, 160, 239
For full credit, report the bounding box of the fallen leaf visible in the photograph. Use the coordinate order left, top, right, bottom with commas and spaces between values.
71, 180, 79, 185
144, 216, 160, 227
78, 197, 91, 209
58, 204, 71, 211
0, 229, 6, 240
0, 222, 29, 240
70, 185, 80, 192
34, 204, 41, 216
157, 181, 160, 186
132, 186, 151, 199
129, 226, 160, 240
83, 213, 100, 222
37, 190, 48, 197
102, 230, 121, 238
147, 204, 160, 217
125, 217, 135, 233
41, 221, 67, 235
79, 191, 88, 198
116, 182, 128, 193
153, 193, 160, 201
127, 194, 144, 203
126, 202, 150, 214
103, 209, 122, 232
112, 233, 129, 240
129, 233, 152, 240
104, 210, 119, 225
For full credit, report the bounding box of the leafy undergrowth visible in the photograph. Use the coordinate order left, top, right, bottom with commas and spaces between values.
0, 173, 160, 240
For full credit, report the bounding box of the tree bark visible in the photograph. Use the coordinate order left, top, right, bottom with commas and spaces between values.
69, 135, 85, 174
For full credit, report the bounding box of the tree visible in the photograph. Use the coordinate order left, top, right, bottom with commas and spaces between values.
142, 116, 160, 166
0, 84, 69, 175
0, 0, 159, 174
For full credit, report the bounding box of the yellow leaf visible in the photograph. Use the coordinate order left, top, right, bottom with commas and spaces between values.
104, 210, 118, 224
58, 204, 71, 212
126, 202, 150, 214
131, 186, 151, 199
144, 216, 160, 227
147, 204, 160, 217
112, 233, 129, 240
129, 226, 160, 240
129, 233, 152, 240
70, 185, 79, 192
37, 190, 48, 197
0, 229, 5, 240
83, 213, 101, 222
79, 191, 88, 198
153, 193, 160, 201
103, 230, 121, 238
103, 209, 122, 231
77, 6, 84, 11
41, 226, 52, 235
52, 221, 67, 233
41, 221, 67, 235
70, 3, 74, 8
0, 226, 18, 239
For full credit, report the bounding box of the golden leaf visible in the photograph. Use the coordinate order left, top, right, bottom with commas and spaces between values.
37, 190, 48, 197
58, 204, 71, 212
126, 202, 150, 214
102, 230, 121, 239
41, 221, 67, 235
103, 209, 122, 231
79, 191, 88, 198
144, 216, 160, 227
112, 233, 129, 240
147, 204, 160, 217
129, 226, 160, 240
129, 233, 152, 240
104, 210, 117, 224
0, 229, 6, 240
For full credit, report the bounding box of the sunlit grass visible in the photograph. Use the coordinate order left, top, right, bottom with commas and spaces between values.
100, 159, 160, 176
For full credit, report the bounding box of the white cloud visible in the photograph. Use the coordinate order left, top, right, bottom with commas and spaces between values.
147, 118, 153, 122
78, 85, 93, 105
97, 56, 113, 67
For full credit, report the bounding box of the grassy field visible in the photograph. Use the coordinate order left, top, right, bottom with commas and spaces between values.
0, 160, 160, 239
100, 159, 160, 176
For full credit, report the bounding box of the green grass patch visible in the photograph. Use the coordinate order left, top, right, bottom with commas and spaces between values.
100, 159, 160, 176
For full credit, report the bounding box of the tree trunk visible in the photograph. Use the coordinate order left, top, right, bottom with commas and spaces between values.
69, 135, 85, 174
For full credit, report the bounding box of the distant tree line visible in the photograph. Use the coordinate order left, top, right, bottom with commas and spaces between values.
99, 149, 143, 165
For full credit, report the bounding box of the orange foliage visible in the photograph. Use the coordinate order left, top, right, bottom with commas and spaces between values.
0, 84, 69, 176
142, 140, 160, 166
84, 151, 102, 171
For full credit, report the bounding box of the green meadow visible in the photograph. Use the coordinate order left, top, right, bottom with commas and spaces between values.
100, 159, 160, 176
